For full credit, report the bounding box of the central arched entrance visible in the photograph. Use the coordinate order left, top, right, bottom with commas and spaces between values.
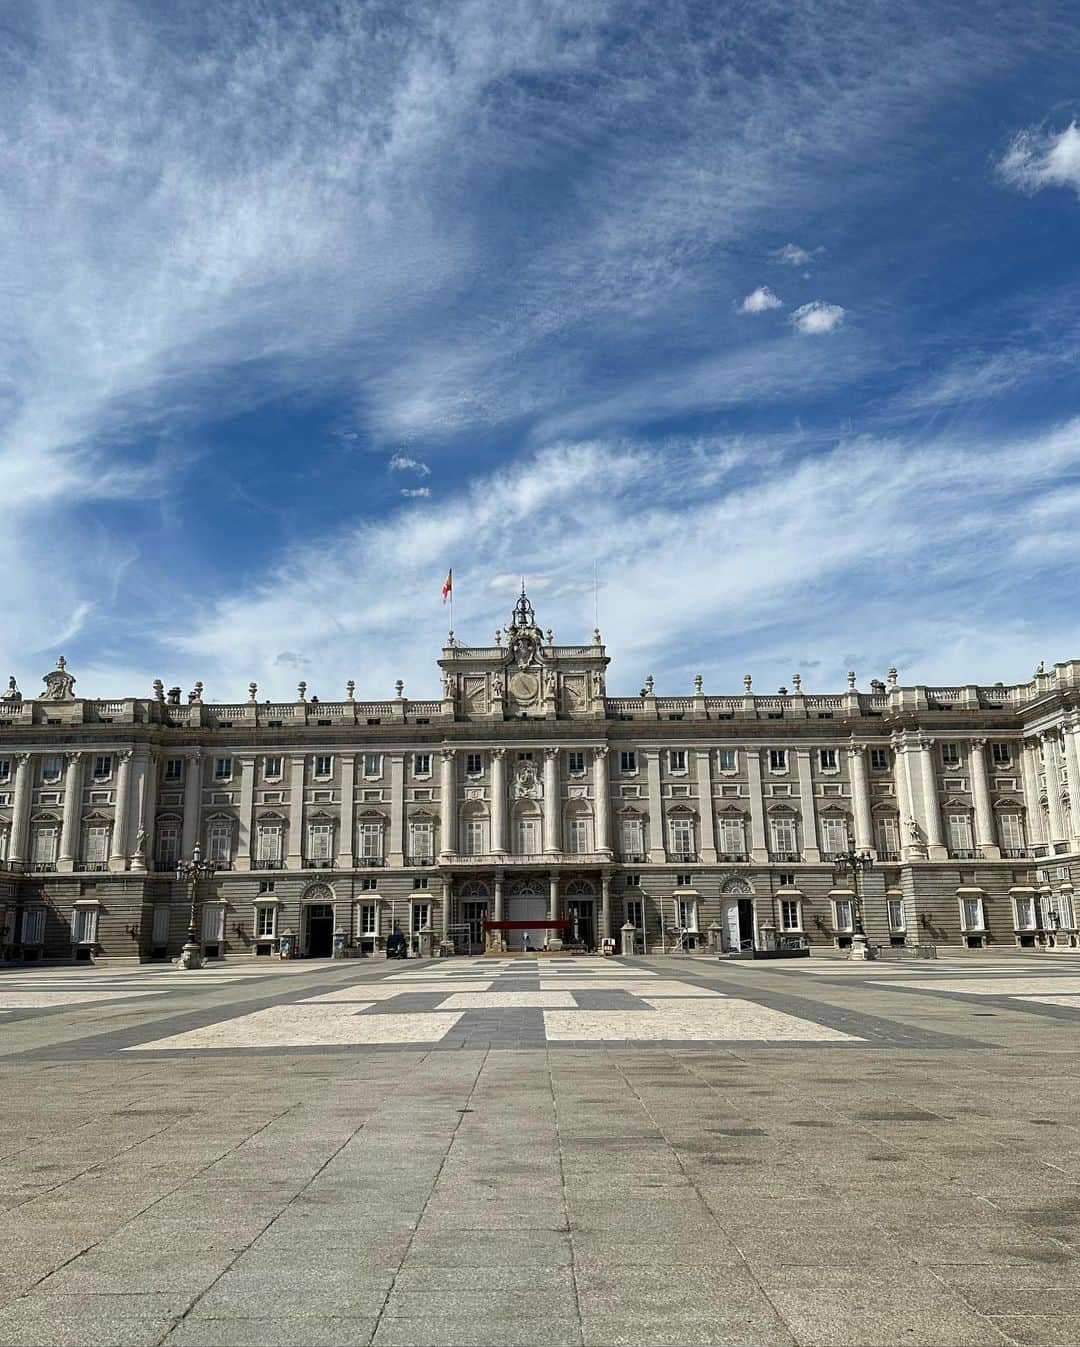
506, 878, 547, 952
300, 883, 336, 958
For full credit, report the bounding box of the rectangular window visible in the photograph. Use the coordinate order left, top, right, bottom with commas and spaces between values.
360, 876, 378, 891
409, 820, 434, 859
619, 815, 644, 858
940, 743, 960, 767
869, 747, 889, 772
780, 899, 801, 931
151, 905, 170, 946
414, 753, 431, 777
256, 905, 276, 939
360, 822, 384, 859
200, 904, 225, 943
258, 879, 275, 894
620, 750, 637, 773
961, 896, 984, 930
307, 823, 333, 861
156, 824, 179, 870
877, 815, 900, 858
22, 907, 46, 945
668, 750, 687, 773
82, 825, 110, 869
462, 818, 485, 856
358, 902, 378, 936
833, 898, 853, 932
624, 897, 645, 948
0, 759, 10, 782
568, 751, 585, 775
72, 905, 99, 944
676, 897, 698, 932
999, 813, 1025, 853
465, 753, 483, 776
768, 749, 787, 772
93, 755, 112, 779
568, 816, 590, 854
777, 871, 796, 887
263, 756, 283, 780
991, 742, 1012, 767
164, 758, 184, 782
516, 816, 539, 855
669, 815, 695, 857
363, 753, 382, 777
719, 816, 744, 857
411, 901, 431, 934
205, 821, 232, 865
1014, 894, 1037, 930
819, 748, 837, 772
770, 816, 797, 857
32, 827, 58, 867
517, 752, 534, 761
887, 898, 905, 931
948, 813, 974, 855
1059, 894, 1075, 929
40, 755, 62, 783
717, 748, 737, 772
314, 755, 333, 779
256, 825, 282, 865
821, 816, 849, 856
213, 757, 232, 781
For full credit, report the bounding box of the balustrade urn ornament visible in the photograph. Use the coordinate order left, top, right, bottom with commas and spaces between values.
346, 680, 355, 701
792, 674, 802, 692
152, 679, 165, 702
644, 674, 655, 695
248, 683, 258, 702
887, 667, 899, 687
694, 674, 703, 694
848, 671, 857, 691
297, 681, 307, 701
743, 673, 752, 692
395, 679, 404, 698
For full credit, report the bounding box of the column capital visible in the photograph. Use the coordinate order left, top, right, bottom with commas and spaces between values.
440, 746, 455, 762
13, 751, 31, 766
969, 737, 988, 750
544, 745, 560, 760
64, 750, 83, 765
593, 745, 609, 760
918, 737, 935, 753
491, 746, 507, 760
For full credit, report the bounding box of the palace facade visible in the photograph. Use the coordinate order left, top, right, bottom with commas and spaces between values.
1, 589, 1079, 962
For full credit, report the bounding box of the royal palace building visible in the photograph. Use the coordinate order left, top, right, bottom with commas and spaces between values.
2, 589, 1080, 963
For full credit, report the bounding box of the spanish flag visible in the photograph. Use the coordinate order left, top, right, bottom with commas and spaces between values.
441, 569, 453, 604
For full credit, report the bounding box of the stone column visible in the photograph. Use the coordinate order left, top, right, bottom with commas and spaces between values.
490, 749, 507, 854
181, 750, 202, 861
849, 744, 873, 853
129, 748, 154, 873
1042, 733, 1066, 845
57, 752, 84, 873
695, 750, 716, 863
287, 755, 306, 868
1021, 739, 1046, 847
918, 739, 947, 860
969, 739, 999, 859
439, 749, 456, 858
796, 749, 820, 862
645, 750, 665, 862
8, 754, 32, 869
108, 750, 134, 872
600, 873, 612, 942
337, 753, 356, 869
388, 753, 405, 865
746, 749, 768, 862
441, 874, 452, 944
543, 748, 561, 855
547, 871, 562, 950
235, 753, 256, 871
491, 873, 505, 954
1063, 720, 1080, 849
594, 747, 612, 856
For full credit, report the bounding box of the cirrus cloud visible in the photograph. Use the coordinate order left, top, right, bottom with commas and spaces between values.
791, 301, 846, 334
999, 121, 1080, 197
738, 286, 783, 313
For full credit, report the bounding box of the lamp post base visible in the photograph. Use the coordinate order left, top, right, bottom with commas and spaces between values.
178, 941, 204, 970
849, 933, 874, 961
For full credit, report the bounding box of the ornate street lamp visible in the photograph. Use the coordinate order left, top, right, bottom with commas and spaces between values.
832, 848, 874, 960
175, 843, 217, 970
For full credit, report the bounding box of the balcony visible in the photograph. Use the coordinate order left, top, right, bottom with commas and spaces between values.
769, 852, 800, 863
877, 850, 900, 862
1001, 848, 1030, 859
80, 862, 108, 873
950, 850, 977, 860
31, 862, 57, 873
718, 852, 747, 863
305, 858, 335, 870
619, 853, 647, 864
154, 860, 177, 873
668, 851, 699, 864
408, 855, 435, 866
357, 856, 387, 868
255, 859, 284, 871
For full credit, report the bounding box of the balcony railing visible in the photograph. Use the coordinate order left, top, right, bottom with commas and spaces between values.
255, 859, 284, 870
305, 858, 335, 870
407, 855, 435, 866
619, 852, 647, 864
769, 851, 800, 863
357, 856, 387, 868
877, 850, 900, 861
80, 862, 108, 873
1001, 848, 1030, 859
31, 862, 57, 873
718, 852, 747, 863
950, 849, 977, 860
668, 851, 699, 864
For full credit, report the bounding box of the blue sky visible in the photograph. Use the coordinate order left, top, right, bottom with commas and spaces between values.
2, 1, 1080, 701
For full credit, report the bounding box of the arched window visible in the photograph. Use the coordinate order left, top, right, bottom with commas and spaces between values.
459, 879, 490, 899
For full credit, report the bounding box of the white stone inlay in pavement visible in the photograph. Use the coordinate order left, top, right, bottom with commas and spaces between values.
883, 977, 1080, 996
538, 979, 723, 996
0, 989, 173, 1008
302, 981, 495, 1001
436, 991, 577, 1008
544, 998, 862, 1042
126, 1005, 464, 1050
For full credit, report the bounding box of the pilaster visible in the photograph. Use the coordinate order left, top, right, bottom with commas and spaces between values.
234, 754, 256, 871
180, 750, 202, 861
57, 751, 84, 873
969, 739, 999, 859
108, 750, 134, 872
849, 744, 873, 854
1021, 739, 1046, 846
1042, 732, 1066, 845
490, 749, 507, 855
918, 739, 948, 860
695, 750, 716, 863
439, 749, 457, 859
796, 749, 820, 863
745, 749, 768, 863
287, 755, 306, 868
8, 753, 32, 867
388, 753, 405, 866
645, 750, 665, 862
337, 753, 356, 869
593, 747, 612, 856
543, 748, 561, 855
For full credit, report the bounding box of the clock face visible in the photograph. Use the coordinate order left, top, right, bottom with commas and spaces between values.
509, 672, 539, 704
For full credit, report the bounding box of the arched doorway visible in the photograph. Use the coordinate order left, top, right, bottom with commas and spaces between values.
721, 879, 755, 953
565, 878, 596, 950
506, 878, 547, 952
301, 883, 335, 957
459, 880, 490, 955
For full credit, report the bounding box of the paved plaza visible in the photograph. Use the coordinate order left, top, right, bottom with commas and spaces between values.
4, 955, 1080, 1345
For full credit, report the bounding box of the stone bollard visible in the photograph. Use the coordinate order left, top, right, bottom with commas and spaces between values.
419, 925, 435, 959
620, 922, 637, 957
706, 921, 722, 954
332, 929, 347, 959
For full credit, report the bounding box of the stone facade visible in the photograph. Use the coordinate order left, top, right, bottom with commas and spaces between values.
1, 598, 1079, 962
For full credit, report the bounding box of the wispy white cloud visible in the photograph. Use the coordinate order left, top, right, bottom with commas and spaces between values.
999, 121, 1080, 197
738, 286, 783, 313
774, 243, 820, 267
400, 486, 432, 498
791, 301, 846, 334
389, 454, 431, 475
